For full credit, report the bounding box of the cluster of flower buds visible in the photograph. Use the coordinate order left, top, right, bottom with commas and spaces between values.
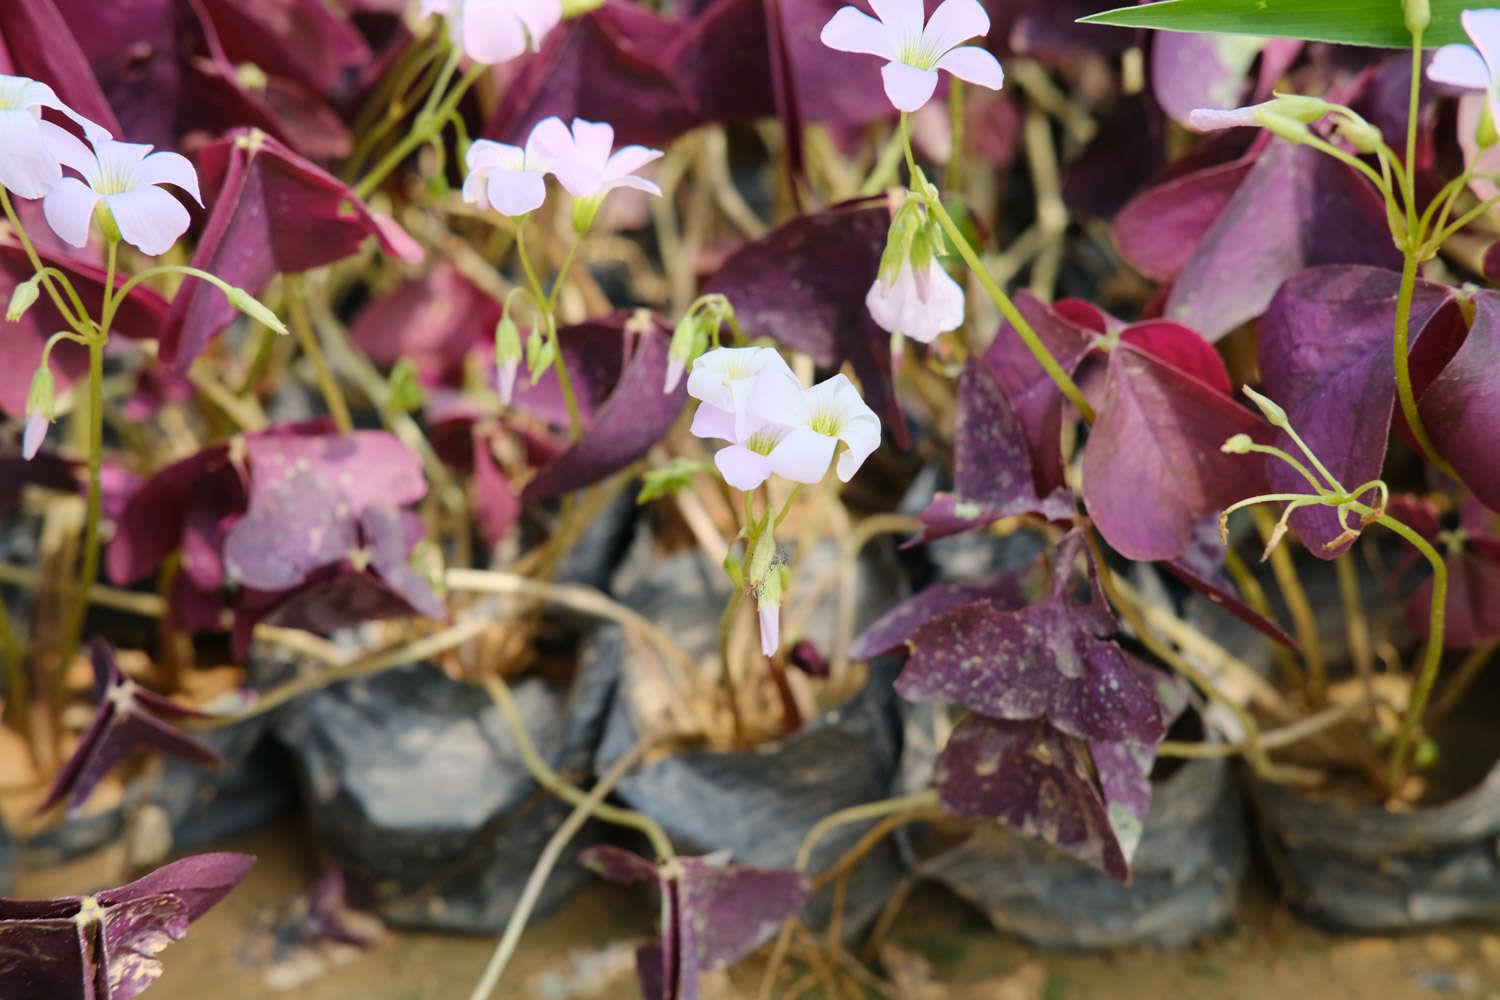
463, 116, 662, 230
866, 196, 964, 350
664, 293, 739, 393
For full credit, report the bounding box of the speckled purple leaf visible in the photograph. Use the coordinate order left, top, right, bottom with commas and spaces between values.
915, 364, 1076, 544
98, 893, 187, 1000
245, 430, 427, 513
359, 506, 445, 621
99, 852, 255, 921
1421, 291, 1500, 513
1164, 140, 1401, 341
706, 199, 903, 445
1082, 343, 1271, 562
522, 314, 686, 500
160, 130, 421, 370
222, 469, 357, 592
1088, 738, 1155, 865
933, 715, 1130, 881
1151, 32, 1266, 127
850, 572, 1030, 660
897, 598, 1164, 744
1261, 266, 1461, 556
981, 292, 1096, 493
39, 640, 224, 814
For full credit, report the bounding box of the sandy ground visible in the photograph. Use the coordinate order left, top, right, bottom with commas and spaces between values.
86, 819, 1500, 1000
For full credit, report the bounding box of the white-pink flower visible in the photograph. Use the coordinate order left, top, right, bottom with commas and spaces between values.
687, 346, 795, 439
820, 0, 1004, 113
463, 136, 550, 217
526, 117, 663, 200
865, 256, 964, 344
421, 0, 561, 66
748, 372, 881, 484
758, 599, 780, 657
43, 138, 201, 256
21, 411, 48, 461
0, 74, 106, 200
1429, 9, 1500, 122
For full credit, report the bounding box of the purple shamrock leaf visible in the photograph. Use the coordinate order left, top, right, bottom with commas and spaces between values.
706, 198, 904, 445
0, 0, 120, 134
850, 571, 1030, 661
581, 846, 810, 1000
39, 640, 224, 815
913, 363, 1076, 545
522, 313, 687, 500
243, 430, 427, 516
1151, 33, 1268, 128
1162, 139, 1401, 341
160, 129, 421, 371
933, 715, 1132, 881
0, 852, 253, 1000
1260, 266, 1462, 556
1160, 520, 1297, 648
1082, 342, 1271, 562
348, 264, 500, 387
222, 468, 359, 591
194, 0, 369, 98
1421, 290, 1500, 513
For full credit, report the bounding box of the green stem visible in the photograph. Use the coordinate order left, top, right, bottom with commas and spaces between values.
1404, 28, 1424, 243
0, 595, 30, 750
717, 587, 747, 745
793, 790, 938, 871
353, 63, 487, 200
897, 114, 1096, 424
285, 277, 353, 433
0, 187, 88, 331
514, 225, 582, 440
945, 79, 965, 192
1391, 251, 1460, 481
1379, 511, 1447, 787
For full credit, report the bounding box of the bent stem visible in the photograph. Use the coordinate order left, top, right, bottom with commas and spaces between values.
514, 225, 582, 441
354, 61, 487, 199
285, 277, 353, 433
792, 789, 938, 871
467, 731, 661, 1000
896, 114, 1096, 424
0, 187, 88, 327
1391, 251, 1459, 482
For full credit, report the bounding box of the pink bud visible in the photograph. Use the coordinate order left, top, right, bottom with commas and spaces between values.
663, 355, 686, 394
497, 359, 519, 406
758, 599, 781, 657
22, 412, 47, 461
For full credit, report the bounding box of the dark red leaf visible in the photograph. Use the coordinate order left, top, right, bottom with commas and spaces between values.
1421, 291, 1500, 512
850, 572, 1030, 660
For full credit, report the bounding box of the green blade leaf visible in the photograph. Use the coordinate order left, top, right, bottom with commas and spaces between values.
1079, 0, 1469, 48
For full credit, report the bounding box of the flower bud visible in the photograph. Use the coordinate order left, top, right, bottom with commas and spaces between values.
1403, 0, 1430, 33
7, 275, 41, 322
227, 287, 289, 335
1269, 93, 1333, 124
756, 569, 783, 658
747, 530, 777, 587
722, 548, 744, 588
1479, 101, 1499, 151
664, 313, 699, 394
495, 314, 522, 404
1242, 386, 1289, 427
387, 357, 424, 415
1253, 109, 1311, 146
22, 364, 54, 461
1335, 115, 1383, 155
525, 326, 555, 384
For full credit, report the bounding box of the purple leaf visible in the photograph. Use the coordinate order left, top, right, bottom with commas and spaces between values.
1088, 738, 1155, 864
244, 430, 427, 514
1119, 320, 1230, 395
896, 598, 1165, 745
222, 469, 359, 591
1260, 266, 1460, 557
933, 715, 1130, 881
471, 426, 521, 548
194, 0, 369, 97
0, 0, 121, 133
913, 364, 1076, 544
706, 198, 904, 446
160, 129, 421, 370
348, 264, 500, 386
359, 506, 446, 621
39, 640, 224, 815
522, 314, 686, 500
1082, 343, 1271, 562
1421, 290, 1500, 512
1164, 140, 1401, 341
1151, 32, 1266, 127
850, 572, 1030, 660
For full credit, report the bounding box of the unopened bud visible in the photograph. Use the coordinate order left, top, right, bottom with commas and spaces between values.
1269, 93, 1333, 124
1221, 433, 1254, 455
1404, 0, 1430, 33
387, 357, 424, 415
572, 194, 602, 235
7, 275, 41, 322
1479, 100, 1499, 150
227, 287, 289, 335
1336, 116, 1383, 155
1242, 386, 1289, 427
22, 364, 54, 461
1253, 109, 1311, 146
747, 530, 776, 587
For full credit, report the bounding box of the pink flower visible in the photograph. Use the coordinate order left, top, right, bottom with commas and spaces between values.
21, 411, 48, 461
43, 138, 201, 255
1429, 9, 1500, 122
463, 136, 550, 217
748, 372, 881, 484
820, 0, 1004, 113
865, 256, 965, 343
758, 599, 780, 657
421, 0, 561, 66
526, 117, 663, 200
0, 74, 106, 200
687, 347, 795, 438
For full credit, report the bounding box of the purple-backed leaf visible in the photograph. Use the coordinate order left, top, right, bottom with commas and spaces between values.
1164, 140, 1401, 341
579, 844, 660, 885
522, 314, 685, 500
706, 198, 903, 445
487, 1, 698, 149
1260, 266, 1459, 556
933, 715, 1130, 882
160, 130, 421, 370
107, 444, 237, 585
0, 0, 121, 133
471, 426, 521, 548
981, 292, 1096, 493
0, 853, 251, 1000
1088, 737, 1155, 864
1082, 343, 1270, 562
1119, 321, 1230, 395
195, 0, 369, 97
231, 563, 441, 658
223, 469, 358, 591
39, 640, 225, 814
1113, 137, 1263, 284
0, 242, 169, 418
1421, 291, 1500, 513
914, 364, 1076, 544
675, 855, 809, 973
359, 506, 445, 621
1151, 32, 1266, 127
850, 572, 1030, 660
1161, 557, 1296, 648
897, 599, 1164, 744
245, 430, 427, 513
1062, 93, 1167, 221
348, 264, 500, 387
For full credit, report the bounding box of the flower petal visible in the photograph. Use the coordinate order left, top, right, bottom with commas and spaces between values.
604, 144, 663, 182
715, 444, 774, 490
935, 45, 1004, 91
460, 1, 528, 64
745, 366, 809, 430
605, 174, 663, 197
91, 139, 152, 188
1429, 44, 1493, 91
42, 176, 100, 247
486, 167, 546, 216
571, 119, 616, 169
40, 121, 96, 176
835, 412, 881, 481
922, 0, 990, 55
690, 402, 737, 441
820, 7, 895, 59
524, 116, 572, 165
870, 0, 924, 43
0, 111, 60, 200
881, 61, 940, 112
467, 138, 524, 172
107, 186, 191, 256
138, 150, 202, 204
758, 600, 781, 657
1186, 104, 1263, 131
768, 426, 838, 483
513, 0, 562, 50
1463, 9, 1500, 81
